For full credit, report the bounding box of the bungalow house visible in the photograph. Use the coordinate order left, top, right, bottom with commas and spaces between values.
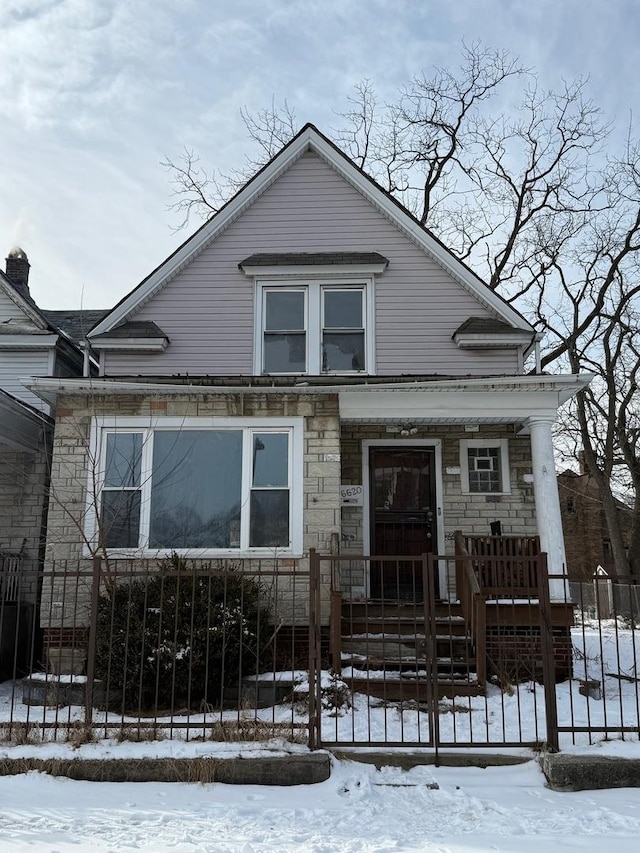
29, 125, 588, 695
0, 249, 93, 677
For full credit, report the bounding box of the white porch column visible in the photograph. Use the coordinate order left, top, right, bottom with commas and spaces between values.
528, 414, 568, 601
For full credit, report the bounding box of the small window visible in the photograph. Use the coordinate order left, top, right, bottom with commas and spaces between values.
460, 439, 510, 494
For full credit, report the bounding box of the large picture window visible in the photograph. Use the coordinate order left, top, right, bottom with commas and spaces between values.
90, 418, 302, 555
258, 280, 372, 374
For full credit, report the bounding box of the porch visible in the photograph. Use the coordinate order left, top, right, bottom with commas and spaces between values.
320, 533, 574, 704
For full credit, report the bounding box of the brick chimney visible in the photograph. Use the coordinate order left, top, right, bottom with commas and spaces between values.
5, 247, 31, 301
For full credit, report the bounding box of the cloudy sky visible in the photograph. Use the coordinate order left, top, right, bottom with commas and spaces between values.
1, 0, 638, 310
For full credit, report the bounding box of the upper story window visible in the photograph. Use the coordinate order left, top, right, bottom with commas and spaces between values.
460, 438, 511, 495
263, 289, 307, 373
241, 252, 387, 376
322, 288, 365, 371
257, 279, 373, 375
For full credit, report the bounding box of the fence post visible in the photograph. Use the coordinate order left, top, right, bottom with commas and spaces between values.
424, 553, 439, 762
308, 548, 320, 750
84, 555, 102, 726
538, 553, 560, 752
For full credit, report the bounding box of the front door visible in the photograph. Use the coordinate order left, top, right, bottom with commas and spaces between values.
369, 447, 437, 600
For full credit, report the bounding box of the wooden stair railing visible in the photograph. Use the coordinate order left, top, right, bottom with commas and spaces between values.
454, 531, 487, 686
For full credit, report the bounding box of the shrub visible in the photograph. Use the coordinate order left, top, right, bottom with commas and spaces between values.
94, 556, 267, 712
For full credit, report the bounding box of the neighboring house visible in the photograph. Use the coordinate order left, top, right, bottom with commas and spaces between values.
558, 464, 633, 581
0, 248, 96, 675
29, 125, 589, 690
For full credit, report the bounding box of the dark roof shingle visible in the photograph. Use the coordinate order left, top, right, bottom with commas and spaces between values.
42, 310, 108, 343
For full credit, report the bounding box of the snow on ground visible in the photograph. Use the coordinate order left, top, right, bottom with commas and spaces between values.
1, 758, 640, 852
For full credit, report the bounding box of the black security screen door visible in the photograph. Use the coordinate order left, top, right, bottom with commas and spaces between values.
369, 447, 437, 600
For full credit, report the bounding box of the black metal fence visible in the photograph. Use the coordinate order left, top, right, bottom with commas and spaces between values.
0, 555, 638, 751
1, 556, 313, 744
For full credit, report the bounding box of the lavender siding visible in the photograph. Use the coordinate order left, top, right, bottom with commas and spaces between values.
103, 152, 520, 377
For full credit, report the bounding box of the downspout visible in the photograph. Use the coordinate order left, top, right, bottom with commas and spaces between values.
82, 339, 91, 378
535, 337, 542, 374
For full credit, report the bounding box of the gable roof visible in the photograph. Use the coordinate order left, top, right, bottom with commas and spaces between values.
89, 124, 534, 339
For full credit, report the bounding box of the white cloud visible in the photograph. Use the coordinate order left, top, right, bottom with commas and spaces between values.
0, 0, 639, 309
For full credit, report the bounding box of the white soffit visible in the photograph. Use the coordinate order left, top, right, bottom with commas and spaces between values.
89, 125, 533, 338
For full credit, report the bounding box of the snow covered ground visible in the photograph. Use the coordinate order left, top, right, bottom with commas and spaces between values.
1, 757, 640, 851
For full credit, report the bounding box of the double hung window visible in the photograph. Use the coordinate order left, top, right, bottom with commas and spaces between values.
259, 280, 370, 374
92, 418, 301, 555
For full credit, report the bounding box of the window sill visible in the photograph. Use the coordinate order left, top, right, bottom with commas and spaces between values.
82, 547, 303, 560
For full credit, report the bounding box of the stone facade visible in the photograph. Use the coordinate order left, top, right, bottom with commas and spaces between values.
0, 429, 52, 605
43, 391, 342, 635
42, 391, 545, 672
339, 422, 537, 594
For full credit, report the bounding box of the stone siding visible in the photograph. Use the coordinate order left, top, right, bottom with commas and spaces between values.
339, 423, 537, 594
0, 428, 52, 604
43, 392, 341, 634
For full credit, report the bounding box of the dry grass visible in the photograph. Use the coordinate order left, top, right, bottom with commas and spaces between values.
115, 726, 166, 743
207, 718, 306, 743
66, 722, 96, 748
0, 721, 41, 745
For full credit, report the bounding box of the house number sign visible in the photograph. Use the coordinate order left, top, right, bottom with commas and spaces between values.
341, 485, 364, 506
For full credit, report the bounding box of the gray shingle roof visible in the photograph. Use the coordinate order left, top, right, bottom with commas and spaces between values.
453, 317, 528, 336
239, 252, 389, 268
90, 321, 169, 340
42, 310, 108, 343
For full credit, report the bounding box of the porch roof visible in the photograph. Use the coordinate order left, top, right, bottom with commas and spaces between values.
24, 374, 592, 423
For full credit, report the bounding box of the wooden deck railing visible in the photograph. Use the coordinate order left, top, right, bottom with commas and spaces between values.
459, 534, 541, 597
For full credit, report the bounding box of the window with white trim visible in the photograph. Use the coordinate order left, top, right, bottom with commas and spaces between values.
460, 439, 510, 495
91, 418, 302, 555
258, 280, 371, 374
